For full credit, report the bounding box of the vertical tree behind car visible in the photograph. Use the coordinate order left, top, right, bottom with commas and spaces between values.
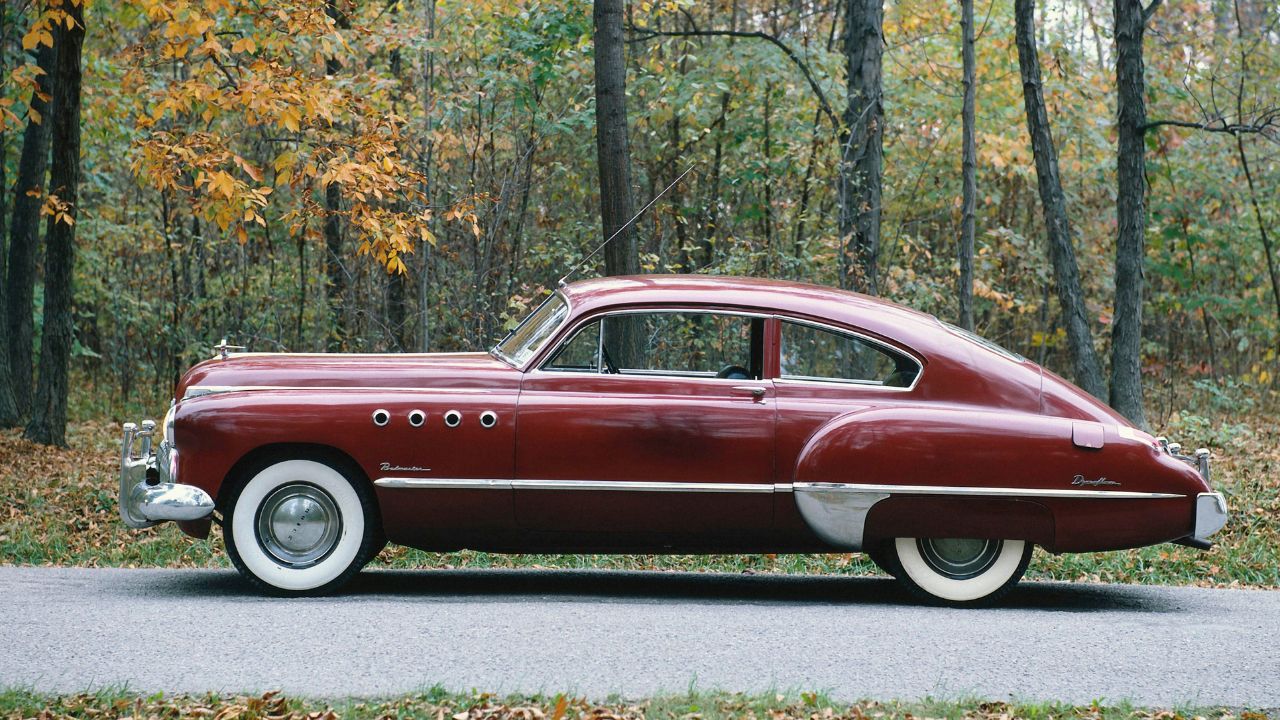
592, 0, 639, 279
24, 0, 84, 447
956, 0, 977, 332
3, 42, 55, 420
838, 0, 884, 296
1013, 0, 1107, 401
1110, 0, 1159, 430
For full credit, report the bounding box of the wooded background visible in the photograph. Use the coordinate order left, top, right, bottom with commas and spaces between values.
0, 0, 1277, 446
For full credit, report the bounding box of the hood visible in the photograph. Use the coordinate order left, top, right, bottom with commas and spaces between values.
176, 351, 518, 399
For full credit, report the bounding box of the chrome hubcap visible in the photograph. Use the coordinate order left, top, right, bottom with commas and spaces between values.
917, 538, 1001, 580
256, 483, 341, 568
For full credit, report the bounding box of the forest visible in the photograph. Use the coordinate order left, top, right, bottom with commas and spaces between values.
0, 0, 1278, 446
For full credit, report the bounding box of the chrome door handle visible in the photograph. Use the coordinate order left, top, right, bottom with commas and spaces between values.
732, 386, 767, 401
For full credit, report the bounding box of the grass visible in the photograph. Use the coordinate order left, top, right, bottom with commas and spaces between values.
0, 688, 1271, 720
1, 405, 1277, 588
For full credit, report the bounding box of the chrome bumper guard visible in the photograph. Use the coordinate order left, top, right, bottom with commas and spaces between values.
1156, 438, 1228, 545
119, 420, 215, 528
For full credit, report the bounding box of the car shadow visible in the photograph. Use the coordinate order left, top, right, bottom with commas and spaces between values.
146, 567, 1181, 612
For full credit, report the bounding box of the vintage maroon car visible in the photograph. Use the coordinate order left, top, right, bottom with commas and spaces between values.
118, 275, 1227, 603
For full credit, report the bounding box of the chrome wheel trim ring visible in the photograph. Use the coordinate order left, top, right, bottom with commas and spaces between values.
916, 538, 1002, 580
255, 483, 343, 569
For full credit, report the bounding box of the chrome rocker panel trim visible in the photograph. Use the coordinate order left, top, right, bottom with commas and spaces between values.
120, 421, 215, 529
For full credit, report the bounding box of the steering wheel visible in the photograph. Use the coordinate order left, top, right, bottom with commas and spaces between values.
601, 346, 620, 374
716, 364, 752, 380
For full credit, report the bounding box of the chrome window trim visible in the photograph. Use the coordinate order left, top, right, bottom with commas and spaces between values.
492, 291, 573, 370
526, 368, 774, 387
775, 316, 924, 392
532, 305, 771, 378
540, 319, 604, 374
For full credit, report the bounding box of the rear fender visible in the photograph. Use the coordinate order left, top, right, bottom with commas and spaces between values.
788, 406, 1191, 551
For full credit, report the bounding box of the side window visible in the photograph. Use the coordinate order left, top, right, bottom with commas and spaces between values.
601, 312, 762, 379
543, 320, 601, 373
780, 321, 919, 387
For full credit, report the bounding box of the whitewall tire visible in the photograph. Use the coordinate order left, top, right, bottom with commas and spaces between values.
891, 537, 1032, 605
224, 457, 378, 595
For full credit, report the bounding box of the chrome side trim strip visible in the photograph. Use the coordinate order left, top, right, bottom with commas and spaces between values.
374, 477, 1184, 499
512, 479, 774, 493
793, 482, 1184, 500
374, 478, 777, 493
376, 477, 512, 490
185, 385, 511, 399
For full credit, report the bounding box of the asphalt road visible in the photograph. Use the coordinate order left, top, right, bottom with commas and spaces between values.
0, 566, 1276, 708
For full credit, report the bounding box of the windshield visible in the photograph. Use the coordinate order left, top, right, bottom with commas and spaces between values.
494, 293, 570, 367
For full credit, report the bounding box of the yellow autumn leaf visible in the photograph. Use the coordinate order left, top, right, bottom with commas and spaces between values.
210, 171, 236, 199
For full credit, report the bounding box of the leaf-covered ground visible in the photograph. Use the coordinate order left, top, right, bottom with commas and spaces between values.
0, 690, 1270, 720
1, 411, 1276, 587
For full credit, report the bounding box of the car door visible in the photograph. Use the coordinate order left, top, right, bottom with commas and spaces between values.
514, 308, 777, 534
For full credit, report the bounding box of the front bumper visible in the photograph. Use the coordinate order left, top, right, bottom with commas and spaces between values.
119, 419, 215, 528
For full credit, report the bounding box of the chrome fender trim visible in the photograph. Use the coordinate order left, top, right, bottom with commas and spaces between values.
793, 485, 889, 551
791, 481, 1187, 551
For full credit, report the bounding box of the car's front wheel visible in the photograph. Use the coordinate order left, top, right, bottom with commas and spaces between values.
224, 457, 379, 596
889, 537, 1032, 605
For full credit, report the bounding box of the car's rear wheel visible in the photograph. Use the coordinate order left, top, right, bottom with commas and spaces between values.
224, 457, 379, 596
889, 537, 1032, 605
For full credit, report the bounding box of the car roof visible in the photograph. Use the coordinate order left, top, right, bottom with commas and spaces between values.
558, 274, 943, 351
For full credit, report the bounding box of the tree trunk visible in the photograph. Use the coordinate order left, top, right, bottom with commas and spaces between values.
1014, 0, 1107, 400
417, 0, 436, 353
957, 0, 977, 331
323, 0, 349, 351
593, 0, 639, 278
1109, 0, 1153, 429
837, 0, 884, 295
1232, 0, 1280, 354
5, 43, 56, 414
24, 0, 84, 447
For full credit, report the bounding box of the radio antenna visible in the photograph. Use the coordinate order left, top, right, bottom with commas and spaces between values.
558, 164, 696, 287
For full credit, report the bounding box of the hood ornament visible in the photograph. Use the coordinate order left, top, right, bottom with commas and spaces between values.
214, 337, 246, 360
1072, 474, 1120, 487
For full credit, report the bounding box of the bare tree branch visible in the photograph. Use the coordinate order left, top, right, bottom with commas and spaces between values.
626, 26, 840, 130
1140, 114, 1280, 136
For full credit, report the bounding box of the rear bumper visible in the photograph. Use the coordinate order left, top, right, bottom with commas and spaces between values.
119, 419, 214, 528
1158, 442, 1228, 549
1191, 492, 1228, 543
